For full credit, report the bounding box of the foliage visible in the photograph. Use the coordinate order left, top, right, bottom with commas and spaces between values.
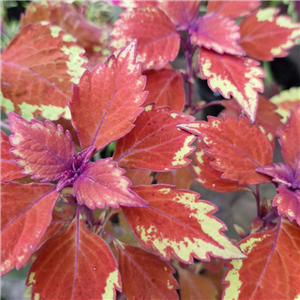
1, 1, 300, 299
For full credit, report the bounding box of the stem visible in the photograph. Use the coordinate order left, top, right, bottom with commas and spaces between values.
264, 207, 278, 225
181, 33, 195, 110
0, 120, 11, 132
255, 184, 261, 217
84, 206, 95, 228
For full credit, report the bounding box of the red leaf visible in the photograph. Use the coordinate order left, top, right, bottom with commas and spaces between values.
179, 115, 273, 185
8, 113, 74, 182
70, 40, 147, 152
270, 87, 300, 123
190, 14, 245, 56
21, 1, 109, 61
177, 267, 218, 300
110, 7, 180, 70
116, 242, 179, 300
143, 69, 185, 111
193, 140, 248, 192
123, 185, 245, 263
279, 104, 300, 174
220, 96, 283, 136
156, 165, 193, 190
157, 1, 200, 28
274, 187, 300, 226
223, 218, 300, 300
206, 0, 261, 19
198, 48, 265, 122
1, 22, 86, 120
36, 204, 76, 251
0, 131, 25, 182
123, 168, 153, 186
27, 217, 121, 300
238, 8, 300, 61
113, 104, 196, 171
1, 182, 58, 275
73, 158, 147, 209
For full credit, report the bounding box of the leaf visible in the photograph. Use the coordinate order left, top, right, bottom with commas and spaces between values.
116, 242, 179, 300
123, 168, 153, 186
198, 48, 265, 122
0, 131, 25, 182
270, 87, 300, 123
177, 267, 218, 300
278, 104, 300, 174
190, 14, 245, 56
193, 140, 248, 192
157, 1, 200, 28
36, 204, 76, 251
8, 113, 75, 182
21, 1, 110, 61
73, 158, 147, 209
27, 216, 121, 300
238, 8, 300, 61
220, 96, 283, 136
206, 0, 261, 19
1, 22, 86, 120
156, 165, 193, 190
70, 40, 147, 152
113, 104, 196, 171
110, 7, 180, 70
143, 69, 185, 111
123, 185, 245, 263
223, 218, 300, 300
273, 187, 300, 226
1, 182, 59, 275
179, 115, 273, 185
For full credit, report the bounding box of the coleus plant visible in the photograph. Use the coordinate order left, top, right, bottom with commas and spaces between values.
1, 1, 300, 300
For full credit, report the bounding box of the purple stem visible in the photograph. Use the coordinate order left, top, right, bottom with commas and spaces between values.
84, 205, 95, 228
264, 207, 279, 225
255, 184, 261, 217
0, 120, 11, 132
181, 34, 195, 110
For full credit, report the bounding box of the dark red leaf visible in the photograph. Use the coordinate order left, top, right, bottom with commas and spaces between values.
27, 216, 121, 300
123, 168, 153, 186
8, 113, 74, 182
73, 158, 147, 209
193, 140, 248, 192
190, 14, 245, 56
21, 1, 110, 61
110, 7, 180, 70
123, 185, 245, 263
156, 165, 193, 190
273, 187, 300, 226
278, 104, 300, 174
206, 0, 261, 19
177, 266, 218, 300
198, 48, 265, 122
70, 40, 147, 152
220, 96, 283, 136
157, 1, 200, 28
179, 115, 273, 185
113, 104, 196, 171
1, 22, 86, 120
0, 131, 25, 182
223, 218, 300, 300
238, 8, 300, 61
143, 69, 185, 111
1, 182, 58, 275
116, 242, 179, 300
